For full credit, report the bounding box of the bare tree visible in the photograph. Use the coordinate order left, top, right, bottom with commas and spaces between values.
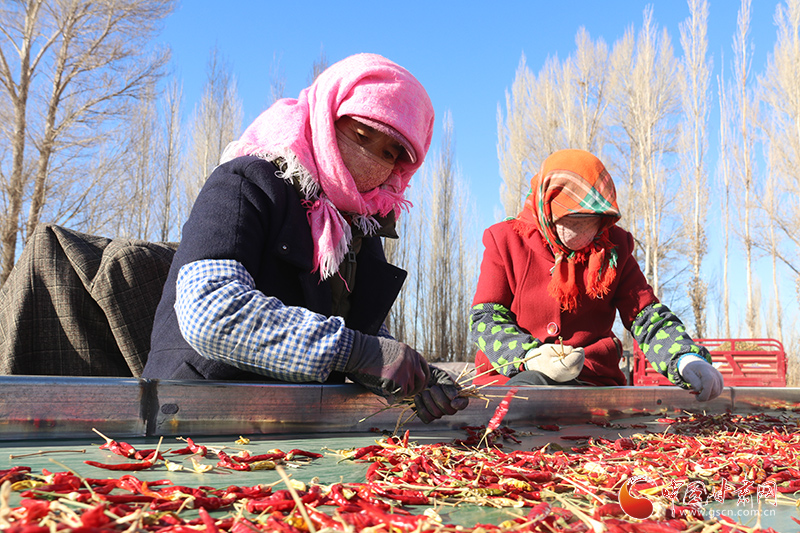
718, 61, 733, 339
608, 7, 681, 297
425, 113, 473, 362
158, 78, 183, 242
761, 145, 783, 341
0, 0, 175, 283
498, 30, 612, 220
759, 0, 800, 307
566, 28, 611, 153
308, 47, 329, 85
732, 0, 759, 337
268, 52, 285, 107
386, 156, 428, 351
497, 54, 536, 217
117, 82, 159, 239
607, 28, 642, 244
679, 0, 712, 337
184, 47, 243, 207
388, 114, 478, 362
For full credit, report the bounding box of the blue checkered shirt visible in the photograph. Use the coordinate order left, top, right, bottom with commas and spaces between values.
174, 259, 356, 382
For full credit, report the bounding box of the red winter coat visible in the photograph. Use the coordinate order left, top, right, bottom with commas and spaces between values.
472, 220, 657, 386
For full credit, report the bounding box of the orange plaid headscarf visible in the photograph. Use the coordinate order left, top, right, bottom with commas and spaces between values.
514, 149, 621, 312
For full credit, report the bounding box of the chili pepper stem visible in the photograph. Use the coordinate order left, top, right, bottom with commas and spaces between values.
9, 449, 86, 459
117, 508, 145, 533
358, 403, 397, 423
548, 492, 605, 533
458, 351, 544, 387
275, 465, 317, 533
0, 480, 10, 528
91, 427, 115, 445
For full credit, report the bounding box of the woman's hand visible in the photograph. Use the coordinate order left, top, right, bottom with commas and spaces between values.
678, 355, 724, 401
345, 332, 430, 402
523, 343, 585, 382
413, 366, 469, 423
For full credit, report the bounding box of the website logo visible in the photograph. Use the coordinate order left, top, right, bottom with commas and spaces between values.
619, 475, 654, 519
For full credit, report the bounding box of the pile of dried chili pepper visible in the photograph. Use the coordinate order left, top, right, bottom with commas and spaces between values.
1, 414, 796, 532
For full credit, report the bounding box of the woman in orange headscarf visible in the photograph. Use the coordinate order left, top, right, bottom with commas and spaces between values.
469, 149, 723, 401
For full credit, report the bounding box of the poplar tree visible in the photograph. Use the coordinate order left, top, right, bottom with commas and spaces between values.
0, 0, 175, 283
184, 48, 243, 207
679, 0, 712, 337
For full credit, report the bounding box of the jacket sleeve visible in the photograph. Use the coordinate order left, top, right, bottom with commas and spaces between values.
175, 259, 352, 382
610, 229, 660, 329
631, 302, 711, 388
469, 303, 541, 377
469, 225, 541, 377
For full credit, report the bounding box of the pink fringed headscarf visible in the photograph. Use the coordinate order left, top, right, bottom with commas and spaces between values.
220, 53, 435, 279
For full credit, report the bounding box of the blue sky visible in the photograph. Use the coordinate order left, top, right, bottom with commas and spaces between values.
158, 1, 789, 338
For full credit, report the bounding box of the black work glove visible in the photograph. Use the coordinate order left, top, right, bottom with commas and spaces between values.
345, 331, 430, 403
413, 366, 469, 424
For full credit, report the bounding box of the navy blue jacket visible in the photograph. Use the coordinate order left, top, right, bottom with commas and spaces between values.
143, 156, 407, 380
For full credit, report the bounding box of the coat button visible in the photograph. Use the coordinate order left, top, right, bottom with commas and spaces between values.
546, 322, 559, 336
278, 243, 289, 255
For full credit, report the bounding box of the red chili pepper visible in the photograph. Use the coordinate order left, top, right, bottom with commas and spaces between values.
215, 451, 250, 471
100, 494, 154, 504
486, 388, 518, 435
197, 508, 220, 533
171, 437, 208, 457
351, 445, 382, 460
18, 499, 51, 525
306, 506, 338, 529
372, 485, 429, 505
613, 438, 636, 451
354, 485, 393, 511
526, 501, 551, 521
84, 460, 153, 471
133, 449, 165, 461
286, 449, 323, 459
356, 501, 423, 532
401, 429, 410, 447
327, 483, 352, 508
94, 428, 138, 458
0, 466, 32, 484
237, 452, 285, 463
365, 461, 383, 482
245, 497, 296, 513
79, 503, 109, 528
99, 440, 136, 458
261, 514, 299, 533
593, 502, 624, 518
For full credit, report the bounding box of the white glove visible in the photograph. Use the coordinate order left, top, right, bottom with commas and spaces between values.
523, 343, 585, 382
678, 354, 724, 401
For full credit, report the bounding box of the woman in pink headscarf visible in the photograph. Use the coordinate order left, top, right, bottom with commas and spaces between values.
144, 54, 468, 423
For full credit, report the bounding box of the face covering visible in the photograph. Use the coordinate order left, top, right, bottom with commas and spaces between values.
555, 215, 602, 251
336, 129, 395, 192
